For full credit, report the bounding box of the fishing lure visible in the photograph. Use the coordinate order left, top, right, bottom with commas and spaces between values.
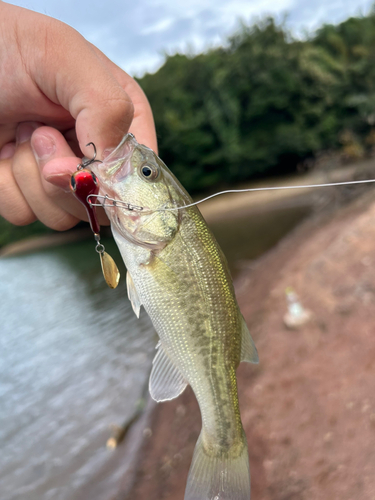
69, 143, 120, 289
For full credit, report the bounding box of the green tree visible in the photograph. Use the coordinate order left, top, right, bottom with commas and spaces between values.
138, 17, 350, 192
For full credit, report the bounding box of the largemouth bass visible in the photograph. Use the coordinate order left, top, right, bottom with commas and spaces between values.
92, 134, 259, 500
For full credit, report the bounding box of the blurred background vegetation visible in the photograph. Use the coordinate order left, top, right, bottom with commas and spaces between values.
2, 8, 375, 247
139, 9, 375, 191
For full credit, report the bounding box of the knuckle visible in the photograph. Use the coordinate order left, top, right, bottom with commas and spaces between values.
0, 142, 16, 160
44, 213, 78, 232
0, 171, 36, 226
101, 93, 135, 139
99, 91, 134, 125
5, 208, 36, 226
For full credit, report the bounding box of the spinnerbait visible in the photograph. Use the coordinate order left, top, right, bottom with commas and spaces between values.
69, 143, 120, 289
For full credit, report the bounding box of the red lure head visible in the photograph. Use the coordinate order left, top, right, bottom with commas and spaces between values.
70, 169, 100, 234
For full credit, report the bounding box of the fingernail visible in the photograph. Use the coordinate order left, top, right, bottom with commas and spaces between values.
16, 122, 40, 144
44, 173, 71, 191
32, 134, 56, 160
0, 142, 16, 160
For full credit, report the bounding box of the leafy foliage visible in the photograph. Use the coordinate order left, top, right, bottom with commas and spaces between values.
138, 10, 375, 192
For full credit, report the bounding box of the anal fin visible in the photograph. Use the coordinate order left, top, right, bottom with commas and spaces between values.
149, 342, 188, 402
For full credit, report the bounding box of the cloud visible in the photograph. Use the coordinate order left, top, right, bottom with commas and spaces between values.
288, 0, 373, 35
7, 0, 375, 76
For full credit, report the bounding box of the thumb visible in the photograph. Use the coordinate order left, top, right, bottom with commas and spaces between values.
31, 126, 109, 225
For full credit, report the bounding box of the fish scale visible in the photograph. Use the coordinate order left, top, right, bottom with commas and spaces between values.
93, 133, 259, 500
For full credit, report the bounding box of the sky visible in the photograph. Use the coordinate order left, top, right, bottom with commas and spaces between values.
6, 0, 375, 76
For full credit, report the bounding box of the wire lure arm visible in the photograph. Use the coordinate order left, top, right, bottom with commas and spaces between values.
87, 194, 144, 212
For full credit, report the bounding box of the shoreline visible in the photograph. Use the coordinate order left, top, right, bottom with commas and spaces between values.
3, 158, 375, 498
198, 161, 371, 221
0, 228, 93, 258
1, 161, 371, 258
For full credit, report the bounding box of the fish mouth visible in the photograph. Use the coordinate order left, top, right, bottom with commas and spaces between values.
95, 185, 166, 249
112, 209, 169, 250
96, 185, 146, 219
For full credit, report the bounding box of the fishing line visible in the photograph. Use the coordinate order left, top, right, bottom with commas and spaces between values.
87, 177, 375, 212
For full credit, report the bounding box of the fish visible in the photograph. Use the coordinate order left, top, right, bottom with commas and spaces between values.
92, 133, 259, 500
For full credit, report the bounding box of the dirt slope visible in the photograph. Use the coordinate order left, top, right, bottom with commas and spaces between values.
116, 189, 375, 500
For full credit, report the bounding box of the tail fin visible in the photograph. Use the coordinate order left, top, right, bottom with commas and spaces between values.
185, 431, 250, 500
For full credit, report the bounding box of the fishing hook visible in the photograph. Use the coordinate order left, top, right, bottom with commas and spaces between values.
77, 142, 103, 170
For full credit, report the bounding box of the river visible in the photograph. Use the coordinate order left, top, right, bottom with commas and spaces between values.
0, 202, 311, 500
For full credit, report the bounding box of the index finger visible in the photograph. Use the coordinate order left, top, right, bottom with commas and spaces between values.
88, 44, 158, 153
10, 5, 134, 157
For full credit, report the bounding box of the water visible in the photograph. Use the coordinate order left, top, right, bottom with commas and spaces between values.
209, 203, 311, 275
0, 203, 311, 500
0, 239, 155, 500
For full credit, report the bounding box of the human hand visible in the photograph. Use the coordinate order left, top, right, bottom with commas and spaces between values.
0, 1, 157, 230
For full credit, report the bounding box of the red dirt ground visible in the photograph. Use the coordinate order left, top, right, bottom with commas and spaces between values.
116, 189, 375, 500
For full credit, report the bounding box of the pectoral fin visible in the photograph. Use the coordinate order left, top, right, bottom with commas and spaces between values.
149, 342, 188, 402
240, 315, 259, 364
126, 272, 142, 318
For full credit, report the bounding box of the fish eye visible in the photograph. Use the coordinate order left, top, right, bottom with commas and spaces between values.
140, 163, 159, 181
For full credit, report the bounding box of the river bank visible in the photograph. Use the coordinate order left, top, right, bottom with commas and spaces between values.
111, 185, 375, 500
2, 160, 375, 500
1, 159, 371, 258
